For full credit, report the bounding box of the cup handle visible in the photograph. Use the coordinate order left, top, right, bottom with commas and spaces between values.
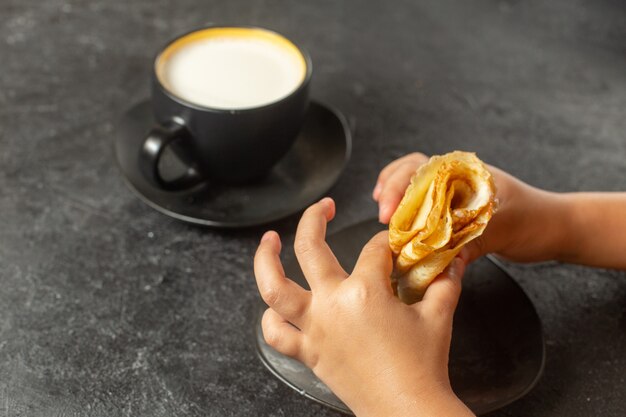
139, 120, 204, 191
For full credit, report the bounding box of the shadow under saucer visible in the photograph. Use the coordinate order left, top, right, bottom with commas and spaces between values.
115, 100, 351, 228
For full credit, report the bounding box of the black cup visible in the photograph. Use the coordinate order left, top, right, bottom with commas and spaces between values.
140, 26, 312, 190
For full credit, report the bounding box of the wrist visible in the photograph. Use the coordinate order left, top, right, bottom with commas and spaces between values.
534, 190, 571, 261
544, 192, 577, 262
495, 184, 566, 263
352, 384, 473, 417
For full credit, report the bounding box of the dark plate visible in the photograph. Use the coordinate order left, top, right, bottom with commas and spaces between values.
255, 219, 545, 415
115, 100, 351, 228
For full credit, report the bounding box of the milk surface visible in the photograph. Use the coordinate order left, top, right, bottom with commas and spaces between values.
161, 37, 305, 109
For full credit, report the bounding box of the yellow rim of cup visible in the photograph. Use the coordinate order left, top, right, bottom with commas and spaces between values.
155, 27, 308, 100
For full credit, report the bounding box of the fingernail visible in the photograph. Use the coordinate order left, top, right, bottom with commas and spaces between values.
319, 197, 333, 207
372, 183, 382, 200
378, 203, 389, 222
449, 257, 464, 279
458, 248, 471, 264
261, 231, 274, 243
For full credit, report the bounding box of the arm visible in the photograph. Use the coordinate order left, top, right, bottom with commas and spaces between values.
555, 193, 626, 269
254, 198, 474, 417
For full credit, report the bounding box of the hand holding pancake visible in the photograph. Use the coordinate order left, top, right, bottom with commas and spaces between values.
254, 198, 474, 417
375, 151, 572, 291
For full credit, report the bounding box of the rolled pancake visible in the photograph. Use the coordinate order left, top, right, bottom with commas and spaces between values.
389, 151, 496, 304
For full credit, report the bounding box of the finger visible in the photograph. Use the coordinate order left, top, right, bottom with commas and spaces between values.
459, 237, 486, 264
378, 160, 421, 224
374, 153, 427, 200
261, 308, 303, 359
255, 231, 311, 325
294, 198, 348, 290
352, 231, 394, 291
375, 152, 428, 194
420, 257, 465, 320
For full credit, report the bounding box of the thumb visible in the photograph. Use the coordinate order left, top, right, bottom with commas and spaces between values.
459, 236, 487, 264
420, 257, 466, 320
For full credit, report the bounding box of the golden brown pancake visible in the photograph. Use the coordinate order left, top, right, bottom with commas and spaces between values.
389, 151, 496, 304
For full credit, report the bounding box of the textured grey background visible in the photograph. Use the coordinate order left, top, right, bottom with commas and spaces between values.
1, 0, 625, 416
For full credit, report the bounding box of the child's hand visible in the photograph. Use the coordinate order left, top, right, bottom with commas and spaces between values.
254, 198, 474, 417
373, 152, 565, 264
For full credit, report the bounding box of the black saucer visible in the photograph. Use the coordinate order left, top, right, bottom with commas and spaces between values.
115, 100, 351, 228
255, 219, 545, 415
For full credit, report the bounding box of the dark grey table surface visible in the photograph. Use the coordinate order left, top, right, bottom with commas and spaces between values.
1, 0, 625, 416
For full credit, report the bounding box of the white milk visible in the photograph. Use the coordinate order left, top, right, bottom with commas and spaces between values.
160, 37, 306, 110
